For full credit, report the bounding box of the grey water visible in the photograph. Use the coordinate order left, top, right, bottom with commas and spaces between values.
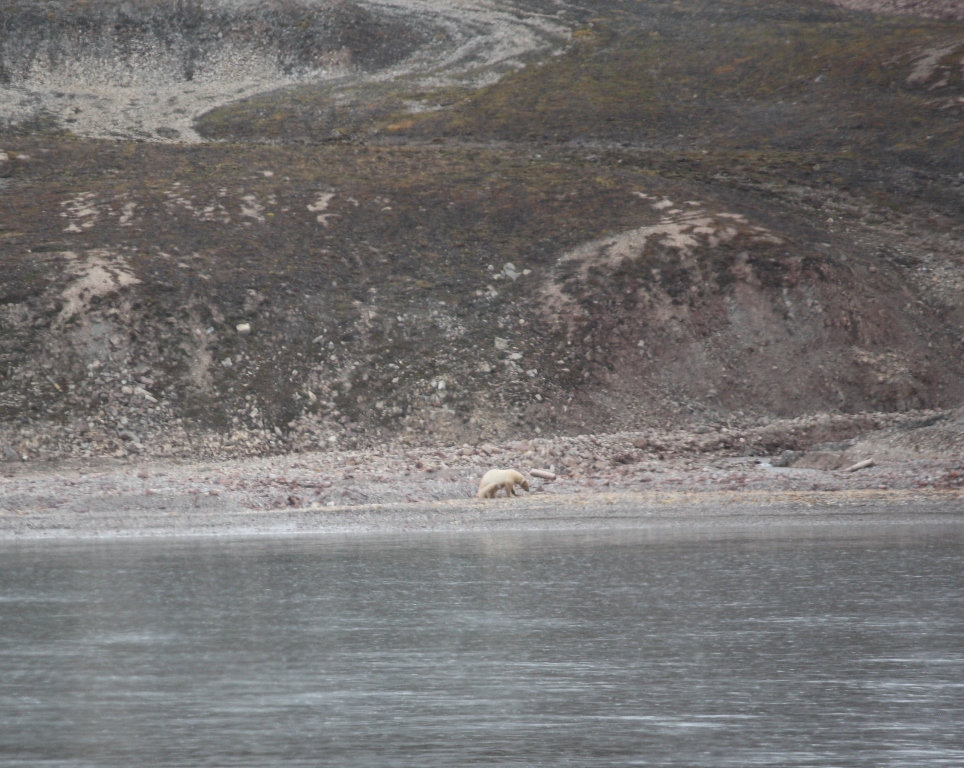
1, 526, 963, 767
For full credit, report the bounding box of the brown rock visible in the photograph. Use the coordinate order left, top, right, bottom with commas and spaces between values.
792, 451, 846, 471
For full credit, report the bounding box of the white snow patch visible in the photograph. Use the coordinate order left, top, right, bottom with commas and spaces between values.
240, 194, 265, 222
308, 192, 339, 226
543, 202, 786, 320
906, 41, 962, 84
118, 202, 138, 226
57, 250, 141, 324
61, 192, 99, 233
554, 204, 783, 283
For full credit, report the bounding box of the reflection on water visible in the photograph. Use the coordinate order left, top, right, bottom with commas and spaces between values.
1, 526, 962, 766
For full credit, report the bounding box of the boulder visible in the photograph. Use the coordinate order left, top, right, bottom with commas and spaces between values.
792, 451, 846, 471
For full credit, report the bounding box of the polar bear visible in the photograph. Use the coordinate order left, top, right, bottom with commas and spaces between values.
477, 469, 530, 499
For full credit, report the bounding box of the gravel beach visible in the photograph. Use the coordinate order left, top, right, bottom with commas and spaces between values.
3, 487, 961, 540
3, 411, 962, 539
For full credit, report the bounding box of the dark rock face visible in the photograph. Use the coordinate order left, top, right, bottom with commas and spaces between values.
0, 0, 424, 87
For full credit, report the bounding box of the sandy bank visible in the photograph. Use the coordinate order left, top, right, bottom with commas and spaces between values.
2, 489, 961, 540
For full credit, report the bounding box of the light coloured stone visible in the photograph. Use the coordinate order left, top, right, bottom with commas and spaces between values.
133, 386, 157, 403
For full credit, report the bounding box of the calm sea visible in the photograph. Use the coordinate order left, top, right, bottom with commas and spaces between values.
1, 525, 962, 766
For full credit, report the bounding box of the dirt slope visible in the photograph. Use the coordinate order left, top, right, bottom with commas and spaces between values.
1, 0, 963, 464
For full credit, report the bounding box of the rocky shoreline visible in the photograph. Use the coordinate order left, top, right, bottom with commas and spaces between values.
3, 408, 962, 539
2, 0, 963, 542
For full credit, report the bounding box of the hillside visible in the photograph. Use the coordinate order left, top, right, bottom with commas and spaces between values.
1, 0, 963, 464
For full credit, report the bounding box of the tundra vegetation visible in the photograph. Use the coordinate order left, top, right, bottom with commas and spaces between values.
1, 0, 963, 466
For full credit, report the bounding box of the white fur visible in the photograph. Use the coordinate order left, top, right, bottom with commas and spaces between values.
477, 469, 529, 499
